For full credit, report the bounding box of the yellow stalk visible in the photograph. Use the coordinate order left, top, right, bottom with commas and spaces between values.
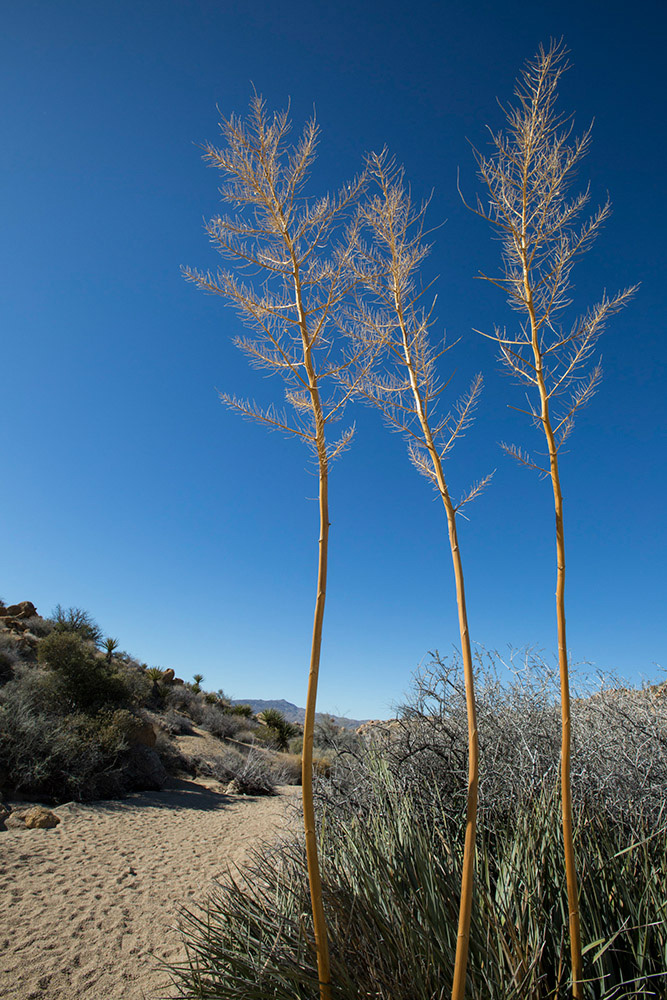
393, 288, 479, 1000
295, 267, 332, 1000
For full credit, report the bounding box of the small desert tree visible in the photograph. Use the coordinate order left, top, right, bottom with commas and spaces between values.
347, 152, 492, 1000
184, 97, 366, 1000
465, 41, 636, 997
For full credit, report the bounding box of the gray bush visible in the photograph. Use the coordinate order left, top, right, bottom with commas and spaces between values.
326, 651, 667, 835
19, 615, 55, 638
162, 709, 195, 735
164, 684, 206, 722
210, 746, 276, 795
198, 704, 252, 741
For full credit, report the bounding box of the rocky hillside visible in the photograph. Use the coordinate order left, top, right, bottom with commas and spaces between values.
0, 598, 356, 815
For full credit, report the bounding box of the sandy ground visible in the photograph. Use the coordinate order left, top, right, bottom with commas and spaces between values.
0, 778, 301, 1000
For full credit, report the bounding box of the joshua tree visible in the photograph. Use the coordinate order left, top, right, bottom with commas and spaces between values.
347, 152, 491, 1000
145, 666, 165, 701
258, 707, 297, 750
192, 673, 204, 693
465, 40, 636, 997
103, 637, 119, 663
184, 97, 366, 1000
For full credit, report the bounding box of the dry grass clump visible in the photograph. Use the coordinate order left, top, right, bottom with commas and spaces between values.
165, 756, 667, 999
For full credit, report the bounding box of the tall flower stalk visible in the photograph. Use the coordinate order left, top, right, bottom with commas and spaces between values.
466, 41, 636, 997
347, 152, 492, 1000
185, 98, 366, 1000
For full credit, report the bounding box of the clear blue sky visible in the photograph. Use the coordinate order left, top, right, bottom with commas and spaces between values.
2, 0, 665, 719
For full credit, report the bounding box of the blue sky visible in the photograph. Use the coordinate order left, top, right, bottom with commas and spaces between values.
2, 0, 665, 719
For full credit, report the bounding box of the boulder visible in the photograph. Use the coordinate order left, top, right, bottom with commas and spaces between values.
121, 747, 167, 791
128, 718, 157, 748
5, 812, 28, 830
162, 668, 175, 684
3, 806, 61, 830
24, 806, 61, 829
4, 602, 37, 619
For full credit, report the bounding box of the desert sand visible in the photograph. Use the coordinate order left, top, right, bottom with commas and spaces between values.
1, 779, 301, 1000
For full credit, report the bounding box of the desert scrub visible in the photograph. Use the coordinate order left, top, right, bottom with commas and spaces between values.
50, 604, 104, 646
164, 683, 209, 722
328, 651, 667, 839
271, 752, 303, 786
0, 666, 140, 799
210, 746, 277, 796
198, 704, 255, 741
166, 764, 667, 999
17, 614, 55, 639
0, 633, 22, 684
162, 709, 196, 735
37, 631, 135, 712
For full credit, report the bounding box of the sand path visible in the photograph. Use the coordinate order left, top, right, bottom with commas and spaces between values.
1, 780, 301, 1000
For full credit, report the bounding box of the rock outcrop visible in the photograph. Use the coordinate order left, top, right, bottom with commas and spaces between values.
0, 601, 38, 620
4, 806, 61, 830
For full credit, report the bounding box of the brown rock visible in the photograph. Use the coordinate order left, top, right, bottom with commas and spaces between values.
4, 602, 37, 619
4, 812, 28, 830
24, 806, 61, 829
162, 668, 175, 683
128, 718, 157, 748
119, 747, 167, 791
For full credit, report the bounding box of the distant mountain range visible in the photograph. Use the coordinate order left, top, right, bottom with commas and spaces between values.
231, 698, 368, 730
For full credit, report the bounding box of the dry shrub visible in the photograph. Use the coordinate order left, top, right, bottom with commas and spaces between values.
334, 650, 667, 837
198, 704, 252, 741
209, 746, 276, 796
271, 753, 302, 785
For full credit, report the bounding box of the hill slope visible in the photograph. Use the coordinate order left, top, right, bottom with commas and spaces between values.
232, 698, 367, 730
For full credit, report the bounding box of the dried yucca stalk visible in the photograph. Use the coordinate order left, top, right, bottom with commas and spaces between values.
466, 40, 637, 997
185, 97, 367, 1000
345, 151, 491, 1000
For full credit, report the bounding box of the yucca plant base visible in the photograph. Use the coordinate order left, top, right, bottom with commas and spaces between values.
163, 780, 667, 1000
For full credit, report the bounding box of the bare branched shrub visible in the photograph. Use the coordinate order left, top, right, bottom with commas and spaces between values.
50, 604, 103, 647
210, 746, 277, 796
199, 704, 254, 741
162, 709, 196, 735
332, 651, 667, 838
